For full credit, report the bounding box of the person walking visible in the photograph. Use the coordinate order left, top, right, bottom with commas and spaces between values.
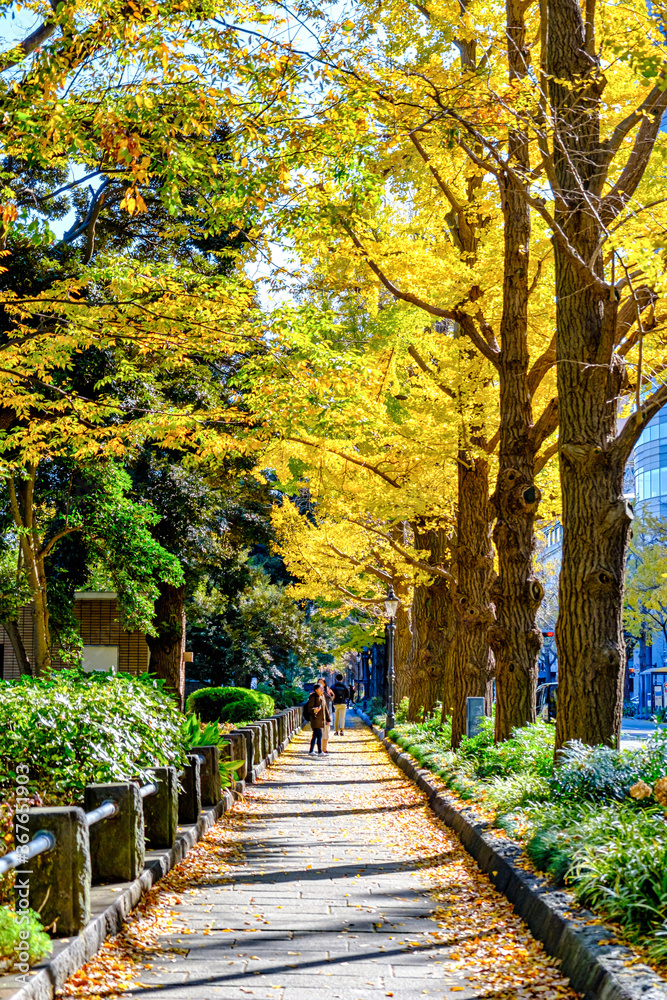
348, 681, 356, 707
332, 673, 350, 734
317, 677, 334, 753
307, 682, 330, 755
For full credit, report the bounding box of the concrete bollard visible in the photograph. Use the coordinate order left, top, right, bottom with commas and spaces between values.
246, 724, 262, 764
270, 716, 279, 750
191, 745, 221, 807
231, 728, 254, 776
276, 712, 286, 746
143, 767, 178, 849
262, 719, 273, 757
222, 732, 247, 781
23, 807, 91, 936
84, 782, 144, 884
178, 754, 202, 825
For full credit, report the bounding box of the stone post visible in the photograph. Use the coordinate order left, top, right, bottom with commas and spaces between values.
143, 767, 178, 849
84, 782, 144, 883
191, 745, 221, 807
23, 807, 91, 936
230, 729, 254, 776
222, 732, 247, 780
178, 754, 202, 825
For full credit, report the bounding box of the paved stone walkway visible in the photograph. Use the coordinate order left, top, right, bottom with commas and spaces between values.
62, 716, 579, 1000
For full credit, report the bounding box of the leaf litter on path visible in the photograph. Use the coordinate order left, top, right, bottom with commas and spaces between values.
58, 722, 580, 1000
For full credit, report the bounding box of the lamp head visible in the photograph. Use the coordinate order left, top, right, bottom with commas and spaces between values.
384, 585, 400, 619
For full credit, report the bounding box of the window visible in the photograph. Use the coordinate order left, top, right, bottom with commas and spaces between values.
82, 646, 119, 672
653, 468, 660, 497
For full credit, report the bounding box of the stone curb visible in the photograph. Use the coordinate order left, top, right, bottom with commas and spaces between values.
0, 725, 303, 1000
355, 709, 667, 1000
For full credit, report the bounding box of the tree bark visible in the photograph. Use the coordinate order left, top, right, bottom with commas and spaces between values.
8, 468, 51, 676
402, 520, 455, 721
547, 0, 630, 749
488, 0, 545, 742
2, 619, 32, 675
146, 582, 187, 710
449, 449, 495, 748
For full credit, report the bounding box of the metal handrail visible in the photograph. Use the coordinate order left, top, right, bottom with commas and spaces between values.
139, 782, 158, 800
0, 831, 56, 876
85, 800, 118, 828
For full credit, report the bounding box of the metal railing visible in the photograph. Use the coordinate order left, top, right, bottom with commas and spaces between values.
85, 800, 118, 828
0, 708, 302, 936
0, 831, 56, 876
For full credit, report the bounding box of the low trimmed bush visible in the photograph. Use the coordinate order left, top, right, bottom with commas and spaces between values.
186, 686, 274, 723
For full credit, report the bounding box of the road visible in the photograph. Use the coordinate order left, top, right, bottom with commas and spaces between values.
620, 717, 666, 749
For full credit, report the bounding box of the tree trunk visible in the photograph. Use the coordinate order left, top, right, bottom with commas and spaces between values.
488, 0, 545, 742
393, 598, 413, 706
449, 450, 495, 748
8, 468, 51, 676
146, 582, 187, 710
2, 619, 32, 675
402, 521, 455, 721
547, 0, 629, 749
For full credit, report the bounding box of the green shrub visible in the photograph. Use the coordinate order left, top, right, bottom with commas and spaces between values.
365, 696, 385, 721
458, 718, 555, 778
256, 683, 307, 709
0, 669, 189, 802
484, 773, 550, 814
551, 741, 636, 802
521, 799, 667, 937
0, 906, 51, 971
186, 686, 274, 723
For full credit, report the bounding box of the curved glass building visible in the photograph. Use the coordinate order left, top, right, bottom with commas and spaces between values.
633, 411, 667, 515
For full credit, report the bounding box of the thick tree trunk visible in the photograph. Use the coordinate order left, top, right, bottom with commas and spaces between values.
2, 619, 32, 675
146, 582, 186, 710
450, 450, 495, 748
548, 0, 629, 748
402, 521, 455, 721
488, 0, 545, 742
393, 599, 413, 705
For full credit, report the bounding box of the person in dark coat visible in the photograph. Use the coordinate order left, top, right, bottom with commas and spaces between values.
307, 682, 331, 755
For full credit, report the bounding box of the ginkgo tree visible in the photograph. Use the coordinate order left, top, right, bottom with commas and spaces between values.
246, 0, 667, 747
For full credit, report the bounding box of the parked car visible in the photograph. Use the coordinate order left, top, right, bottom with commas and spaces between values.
536, 682, 558, 722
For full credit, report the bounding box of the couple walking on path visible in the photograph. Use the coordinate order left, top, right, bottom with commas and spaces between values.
306, 673, 349, 755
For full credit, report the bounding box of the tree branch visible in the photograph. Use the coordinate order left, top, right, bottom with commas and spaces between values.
530, 396, 558, 451
38, 525, 81, 560
339, 220, 500, 365
407, 344, 455, 397
527, 336, 557, 397
1, 19, 58, 72
535, 440, 558, 475
601, 87, 667, 224
286, 436, 402, 488
614, 383, 667, 463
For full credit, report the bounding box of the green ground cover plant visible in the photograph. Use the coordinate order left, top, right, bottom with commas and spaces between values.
186, 686, 275, 723
0, 669, 190, 802
372, 706, 667, 962
0, 905, 52, 972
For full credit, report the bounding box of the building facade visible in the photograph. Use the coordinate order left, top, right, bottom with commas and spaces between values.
1, 591, 150, 679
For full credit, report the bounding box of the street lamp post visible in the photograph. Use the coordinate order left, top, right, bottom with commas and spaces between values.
384, 585, 400, 734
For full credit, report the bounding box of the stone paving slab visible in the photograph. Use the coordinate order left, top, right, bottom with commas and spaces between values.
70, 716, 581, 1000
